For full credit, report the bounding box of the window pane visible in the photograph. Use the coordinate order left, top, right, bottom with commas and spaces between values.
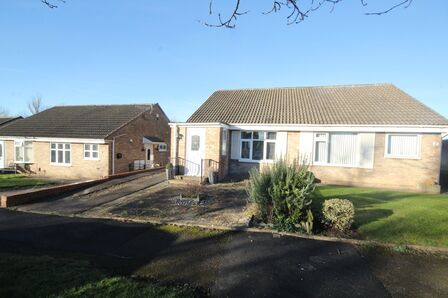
252, 141, 264, 160
388, 135, 418, 157
92, 144, 98, 151
65, 150, 71, 164
85, 144, 91, 151
51, 143, 56, 149
15, 146, 23, 162
85, 151, 90, 158
314, 141, 327, 163
191, 135, 200, 151
329, 133, 357, 165
0, 144, 2, 158
92, 152, 98, 159
241, 131, 252, 139
24, 147, 32, 163
253, 132, 261, 140
51, 150, 56, 163
58, 150, 63, 163
266, 142, 276, 160
267, 132, 277, 140
58, 144, 63, 150
65, 144, 70, 150
241, 141, 251, 159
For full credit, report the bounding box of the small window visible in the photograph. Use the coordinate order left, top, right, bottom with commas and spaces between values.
386, 134, 420, 159
14, 140, 33, 163
51, 143, 71, 165
241, 131, 252, 139
84, 144, 99, 160
191, 135, 200, 151
267, 132, 277, 140
158, 144, 167, 152
221, 129, 228, 156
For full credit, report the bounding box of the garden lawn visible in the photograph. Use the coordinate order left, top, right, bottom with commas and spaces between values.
0, 174, 52, 189
314, 185, 448, 247
0, 253, 197, 298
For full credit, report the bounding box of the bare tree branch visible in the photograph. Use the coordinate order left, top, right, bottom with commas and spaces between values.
41, 0, 65, 9
365, 0, 413, 16
205, 0, 249, 28
28, 95, 43, 115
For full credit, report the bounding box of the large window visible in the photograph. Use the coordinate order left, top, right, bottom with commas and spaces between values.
240, 131, 277, 161
84, 144, 99, 160
50, 143, 71, 165
313, 133, 358, 166
385, 134, 420, 159
14, 140, 33, 163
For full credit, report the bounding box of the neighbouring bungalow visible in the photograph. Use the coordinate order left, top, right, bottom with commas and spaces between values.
0, 117, 23, 128
0, 104, 170, 180
170, 84, 448, 193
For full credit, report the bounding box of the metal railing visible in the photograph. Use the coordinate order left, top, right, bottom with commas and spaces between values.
172, 157, 220, 182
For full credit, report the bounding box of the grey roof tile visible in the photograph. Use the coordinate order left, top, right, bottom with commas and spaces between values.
187, 84, 448, 126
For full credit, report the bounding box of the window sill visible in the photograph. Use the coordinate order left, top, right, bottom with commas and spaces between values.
237, 159, 275, 164
311, 162, 364, 169
50, 163, 72, 167
84, 158, 100, 161
384, 155, 421, 160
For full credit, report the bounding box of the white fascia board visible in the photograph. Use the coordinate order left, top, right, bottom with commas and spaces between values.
227, 124, 448, 134
168, 122, 229, 129
0, 136, 106, 144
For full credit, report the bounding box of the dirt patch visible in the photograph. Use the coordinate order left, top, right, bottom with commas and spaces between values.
86, 181, 252, 228
359, 246, 448, 297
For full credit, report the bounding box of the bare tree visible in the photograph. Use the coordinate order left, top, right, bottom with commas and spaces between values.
40, 0, 413, 28
28, 95, 43, 115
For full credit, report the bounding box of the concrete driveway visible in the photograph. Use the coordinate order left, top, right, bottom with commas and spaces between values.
0, 209, 389, 297
14, 171, 166, 215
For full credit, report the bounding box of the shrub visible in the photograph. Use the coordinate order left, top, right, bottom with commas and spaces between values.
321, 199, 355, 233
247, 159, 316, 233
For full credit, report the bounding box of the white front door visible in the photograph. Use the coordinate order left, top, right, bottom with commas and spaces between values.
185, 127, 205, 176
0, 141, 4, 169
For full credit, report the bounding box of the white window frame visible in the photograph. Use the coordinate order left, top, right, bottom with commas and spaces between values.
312, 132, 359, 168
239, 131, 277, 163
84, 144, 100, 160
157, 143, 167, 152
14, 140, 33, 163
384, 133, 421, 160
50, 143, 72, 166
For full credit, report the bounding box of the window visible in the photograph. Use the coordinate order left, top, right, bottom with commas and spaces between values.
240, 131, 277, 161
84, 144, 99, 160
51, 143, 71, 165
221, 129, 228, 155
157, 144, 167, 152
14, 140, 33, 163
313, 133, 358, 166
191, 135, 200, 151
386, 134, 420, 159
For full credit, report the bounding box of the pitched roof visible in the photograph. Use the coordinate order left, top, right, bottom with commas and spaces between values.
187, 84, 448, 126
0, 117, 23, 127
0, 105, 154, 139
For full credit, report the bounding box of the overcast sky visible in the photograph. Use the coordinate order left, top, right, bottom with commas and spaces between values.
1, 0, 447, 120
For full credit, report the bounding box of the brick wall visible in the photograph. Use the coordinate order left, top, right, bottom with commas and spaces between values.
3, 141, 110, 179
108, 104, 170, 174
289, 132, 442, 193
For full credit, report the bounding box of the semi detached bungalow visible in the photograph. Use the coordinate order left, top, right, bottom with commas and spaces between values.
170, 84, 448, 193
0, 104, 170, 180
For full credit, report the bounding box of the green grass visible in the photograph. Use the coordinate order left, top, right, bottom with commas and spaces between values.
0, 174, 52, 189
314, 185, 448, 247
0, 253, 197, 298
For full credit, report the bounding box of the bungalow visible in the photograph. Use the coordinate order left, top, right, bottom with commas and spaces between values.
0, 104, 170, 179
0, 117, 23, 129
170, 84, 448, 193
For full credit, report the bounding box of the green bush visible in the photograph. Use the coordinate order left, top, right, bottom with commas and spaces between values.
321, 198, 355, 233
247, 159, 316, 233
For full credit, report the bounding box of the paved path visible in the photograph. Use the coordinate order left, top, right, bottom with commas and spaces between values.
0, 209, 389, 297
15, 171, 166, 215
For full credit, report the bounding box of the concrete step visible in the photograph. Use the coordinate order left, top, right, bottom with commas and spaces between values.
169, 175, 202, 184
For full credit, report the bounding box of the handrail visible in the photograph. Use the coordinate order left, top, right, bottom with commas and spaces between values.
172, 157, 220, 182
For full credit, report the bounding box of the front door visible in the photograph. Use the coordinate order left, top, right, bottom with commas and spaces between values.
146, 145, 154, 168
185, 128, 205, 176
0, 141, 4, 169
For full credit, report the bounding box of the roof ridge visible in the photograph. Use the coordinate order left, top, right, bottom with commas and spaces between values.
53, 103, 155, 108
213, 83, 394, 92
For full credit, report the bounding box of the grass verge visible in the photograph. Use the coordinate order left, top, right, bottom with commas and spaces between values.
314, 185, 448, 247
0, 174, 52, 189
